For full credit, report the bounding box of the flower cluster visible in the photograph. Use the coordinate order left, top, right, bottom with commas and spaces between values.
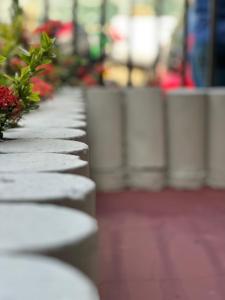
34, 20, 63, 37
9, 56, 26, 71
31, 77, 54, 99
0, 86, 20, 111
0, 86, 22, 137
0, 0, 56, 138
77, 63, 106, 86
36, 63, 54, 76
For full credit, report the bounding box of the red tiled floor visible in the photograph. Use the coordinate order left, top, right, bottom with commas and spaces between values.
97, 189, 225, 300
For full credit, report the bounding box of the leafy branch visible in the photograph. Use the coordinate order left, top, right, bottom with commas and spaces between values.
0, 32, 55, 112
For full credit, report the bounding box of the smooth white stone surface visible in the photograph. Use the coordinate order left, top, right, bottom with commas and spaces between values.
86, 87, 124, 170
91, 168, 125, 191
0, 139, 89, 160
20, 117, 86, 129
0, 204, 98, 281
0, 255, 99, 300
0, 173, 95, 216
5, 128, 87, 142
0, 153, 88, 176
125, 87, 166, 169
167, 89, 206, 189
207, 89, 225, 188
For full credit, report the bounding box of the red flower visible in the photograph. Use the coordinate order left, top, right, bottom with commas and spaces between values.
0, 86, 20, 112
0, 86, 22, 134
77, 66, 87, 77
82, 74, 98, 86
36, 63, 54, 76
34, 20, 63, 36
95, 64, 105, 74
10, 57, 26, 69
31, 77, 54, 99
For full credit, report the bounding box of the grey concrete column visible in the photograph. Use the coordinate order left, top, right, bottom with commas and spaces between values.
0, 173, 96, 216
0, 139, 89, 161
0, 153, 89, 177
167, 89, 207, 189
59, 86, 83, 98
0, 255, 100, 300
125, 87, 166, 190
86, 87, 125, 191
25, 108, 86, 121
0, 204, 98, 282
207, 88, 225, 188
20, 115, 87, 129
40, 101, 86, 114
5, 128, 87, 143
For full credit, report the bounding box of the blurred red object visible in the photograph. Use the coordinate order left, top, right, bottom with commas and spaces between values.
56, 22, 73, 38
34, 20, 63, 37
31, 77, 54, 99
36, 64, 54, 76
160, 64, 195, 91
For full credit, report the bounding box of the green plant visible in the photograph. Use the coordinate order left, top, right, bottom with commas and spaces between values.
0, 33, 55, 112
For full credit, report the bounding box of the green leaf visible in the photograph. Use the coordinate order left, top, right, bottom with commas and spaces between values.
29, 92, 40, 102
3, 73, 13, 82
0, 74, 9, 85
19, 47, 30, 57
0, 56, 6, 64
41, 32, 51, 49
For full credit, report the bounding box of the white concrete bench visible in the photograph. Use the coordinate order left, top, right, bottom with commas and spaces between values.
0, 255, 99, 300
0, 204, 98, 281
0, 173, 96, 216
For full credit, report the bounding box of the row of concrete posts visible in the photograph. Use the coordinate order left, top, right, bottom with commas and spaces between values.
0, 87, 100, 300
86, 87, 225, 191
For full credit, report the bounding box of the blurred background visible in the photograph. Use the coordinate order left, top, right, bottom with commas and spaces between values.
0, 0, 186, 87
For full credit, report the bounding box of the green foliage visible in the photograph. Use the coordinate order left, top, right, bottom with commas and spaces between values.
0, 1, 56, 137
0, 0, 24, 58
0, 33, 55, 112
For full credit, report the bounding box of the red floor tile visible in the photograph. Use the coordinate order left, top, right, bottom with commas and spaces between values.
97, 189, 225, 300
